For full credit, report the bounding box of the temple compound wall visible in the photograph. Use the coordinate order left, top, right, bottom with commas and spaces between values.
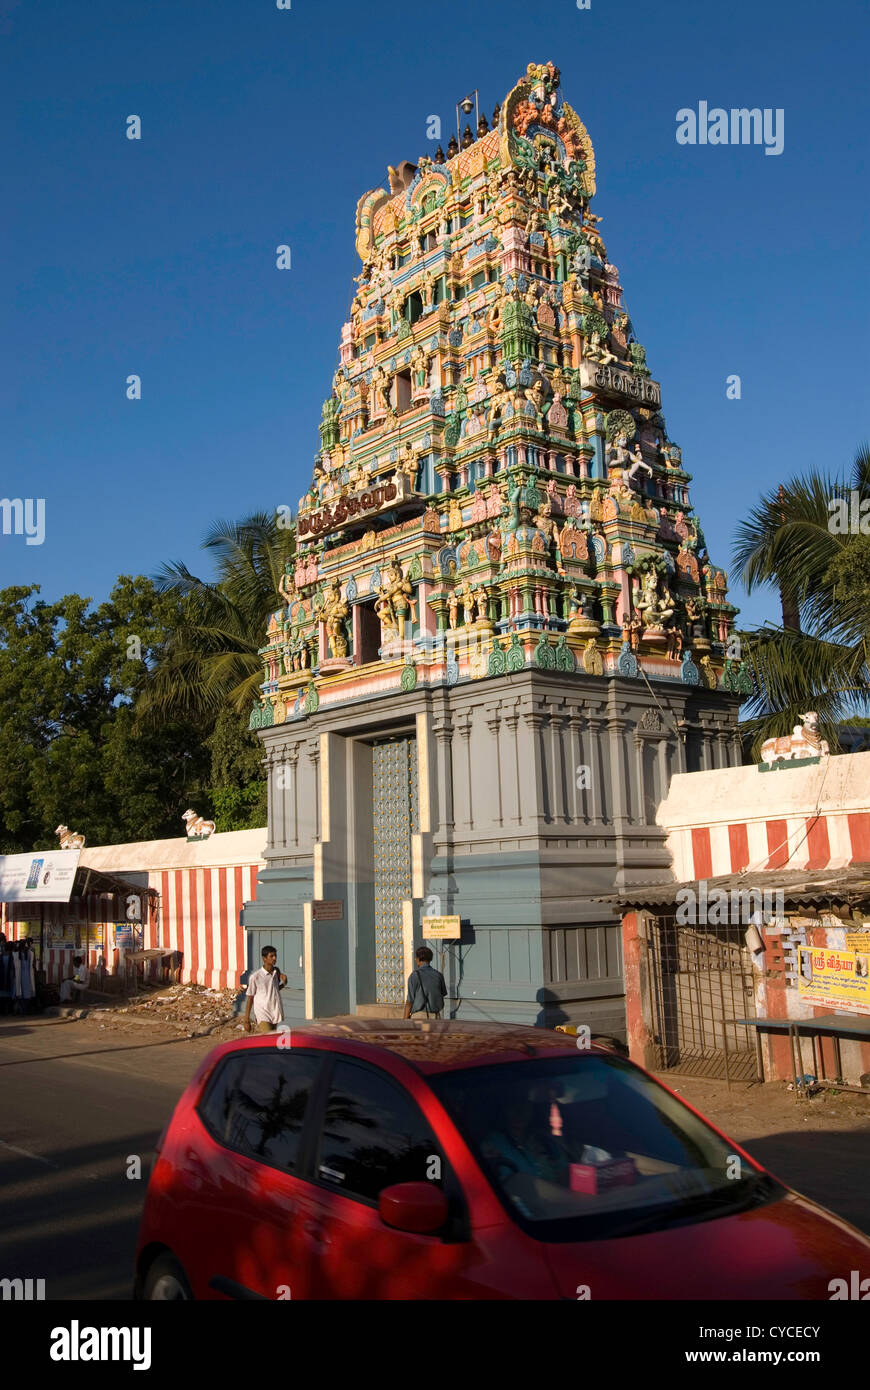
244, 673, 741, 1032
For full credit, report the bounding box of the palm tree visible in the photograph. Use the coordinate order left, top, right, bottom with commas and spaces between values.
732, 445, 870, 752
140, 512, 295, 723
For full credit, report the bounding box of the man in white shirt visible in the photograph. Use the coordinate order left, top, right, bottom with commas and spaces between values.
243, 946, 287, 1033
60, 955, 90, 1003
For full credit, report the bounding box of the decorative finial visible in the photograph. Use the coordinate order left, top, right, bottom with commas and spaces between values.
492, 102, 501, 124
461, 124, 474, 149
446, 134, 458, 158
477, 113, 489, 136
434, 144, 445, 163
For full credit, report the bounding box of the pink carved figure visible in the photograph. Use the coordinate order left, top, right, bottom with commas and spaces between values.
564, 483, 580, 518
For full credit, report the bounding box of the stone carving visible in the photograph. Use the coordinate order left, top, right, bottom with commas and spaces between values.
375, 559, 412, 635
322, 578, 349, 659
760, 712, 830, 764
55, 824, 85, 850
582, 638, 603, 675
182, 809, 215, 839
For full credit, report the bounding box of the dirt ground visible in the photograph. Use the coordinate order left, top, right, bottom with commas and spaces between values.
658, 1072, 870, 1233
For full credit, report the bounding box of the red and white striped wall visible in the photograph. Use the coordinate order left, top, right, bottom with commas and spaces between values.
153, 861, 260, 990
657, 753, 870, 882
2, 829, 266, 992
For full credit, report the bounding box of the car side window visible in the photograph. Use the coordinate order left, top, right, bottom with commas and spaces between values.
199, 1052, 320, 1173
316, 1060, 441, 1202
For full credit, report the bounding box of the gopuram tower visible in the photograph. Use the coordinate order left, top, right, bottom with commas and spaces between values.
243, 61, 749, 1031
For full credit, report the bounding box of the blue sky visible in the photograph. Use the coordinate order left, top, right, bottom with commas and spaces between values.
4, 0, 868, 629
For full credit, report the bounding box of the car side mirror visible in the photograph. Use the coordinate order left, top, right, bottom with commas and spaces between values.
379, 1182, 449, 1235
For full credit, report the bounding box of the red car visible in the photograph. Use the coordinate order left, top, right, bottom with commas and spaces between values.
134, 1021, 870, 1300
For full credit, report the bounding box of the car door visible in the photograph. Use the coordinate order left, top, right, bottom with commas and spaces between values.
191, 1047, 324, 1300
299, 1057, 476, 1300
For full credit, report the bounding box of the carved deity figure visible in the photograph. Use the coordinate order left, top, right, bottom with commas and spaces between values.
457, 580, 475, 627
607, 430, 632, 474
622, 611, 643, 652
585, 330, 616, 366
636, 569, 674, 629
397, 442, 418, 490
447, 590, 459, 630
625, 445, 653, 489
523, 378, 547, 421
370, 366, 390, 415
409, 344, 429, 389
375, 559, 412, 635
474, 589, 488, 622
487, 379, 510, 429
319, 578, 347, 658
278, 570, 297, 609
322, 579, 349, 659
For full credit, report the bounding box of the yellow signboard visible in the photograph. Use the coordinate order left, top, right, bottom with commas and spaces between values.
797, 946, 870, 1016
422, 915, 461, 939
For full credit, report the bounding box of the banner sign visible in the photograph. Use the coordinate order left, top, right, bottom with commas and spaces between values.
0, 850, 81, 903
797, 945, 870, 1016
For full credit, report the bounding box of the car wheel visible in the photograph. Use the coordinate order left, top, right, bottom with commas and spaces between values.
142, 1253, 193, 1301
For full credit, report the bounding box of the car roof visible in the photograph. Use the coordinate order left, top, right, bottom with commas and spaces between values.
209, 1019, 601, 1077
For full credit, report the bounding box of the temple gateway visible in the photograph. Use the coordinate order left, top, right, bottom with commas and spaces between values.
242, 61, 748, 1032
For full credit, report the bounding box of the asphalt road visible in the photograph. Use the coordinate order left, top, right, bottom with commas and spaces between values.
0, 1014, 214, 1300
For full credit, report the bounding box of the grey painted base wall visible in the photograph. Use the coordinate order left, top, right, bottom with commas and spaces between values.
243, 669, 741, 1035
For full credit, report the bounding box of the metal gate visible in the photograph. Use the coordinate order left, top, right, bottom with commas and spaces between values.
646, 916, 759, 1081
372, 736, 418, 1005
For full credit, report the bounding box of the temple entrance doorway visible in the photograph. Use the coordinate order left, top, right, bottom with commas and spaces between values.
370, 735, 418, 1007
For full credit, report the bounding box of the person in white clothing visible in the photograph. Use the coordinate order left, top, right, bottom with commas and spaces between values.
60, 955, 90, 1003
243, 946, 287, 1033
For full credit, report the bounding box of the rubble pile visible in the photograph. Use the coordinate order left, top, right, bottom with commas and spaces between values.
90, 983, 242, 1038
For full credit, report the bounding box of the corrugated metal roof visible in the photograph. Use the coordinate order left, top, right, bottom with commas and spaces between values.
601, 863, 870, 911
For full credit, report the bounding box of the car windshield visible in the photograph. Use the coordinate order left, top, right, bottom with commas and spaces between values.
430, 1054, 782, 1242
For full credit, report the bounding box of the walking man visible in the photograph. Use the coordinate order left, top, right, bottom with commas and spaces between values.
403, 946, 447, 1020
243, 945, 287, 1033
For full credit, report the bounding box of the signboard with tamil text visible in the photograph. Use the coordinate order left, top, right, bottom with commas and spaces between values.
422, 915, 461, 939
797, 946, 870, 1017
312, 900, 344, 921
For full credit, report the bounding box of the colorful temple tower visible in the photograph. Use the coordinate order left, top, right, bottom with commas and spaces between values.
243, 62, 749, 1031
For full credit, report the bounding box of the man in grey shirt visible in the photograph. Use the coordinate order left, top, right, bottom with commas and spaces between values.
403, 946, 447, 1019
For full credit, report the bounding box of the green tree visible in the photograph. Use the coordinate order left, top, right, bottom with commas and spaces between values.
141, 511, 295, 831
732, 445, 870, 753
0, 579, 211, 852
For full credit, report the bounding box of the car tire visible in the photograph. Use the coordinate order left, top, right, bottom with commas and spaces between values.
142, 1253, 193, 1301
